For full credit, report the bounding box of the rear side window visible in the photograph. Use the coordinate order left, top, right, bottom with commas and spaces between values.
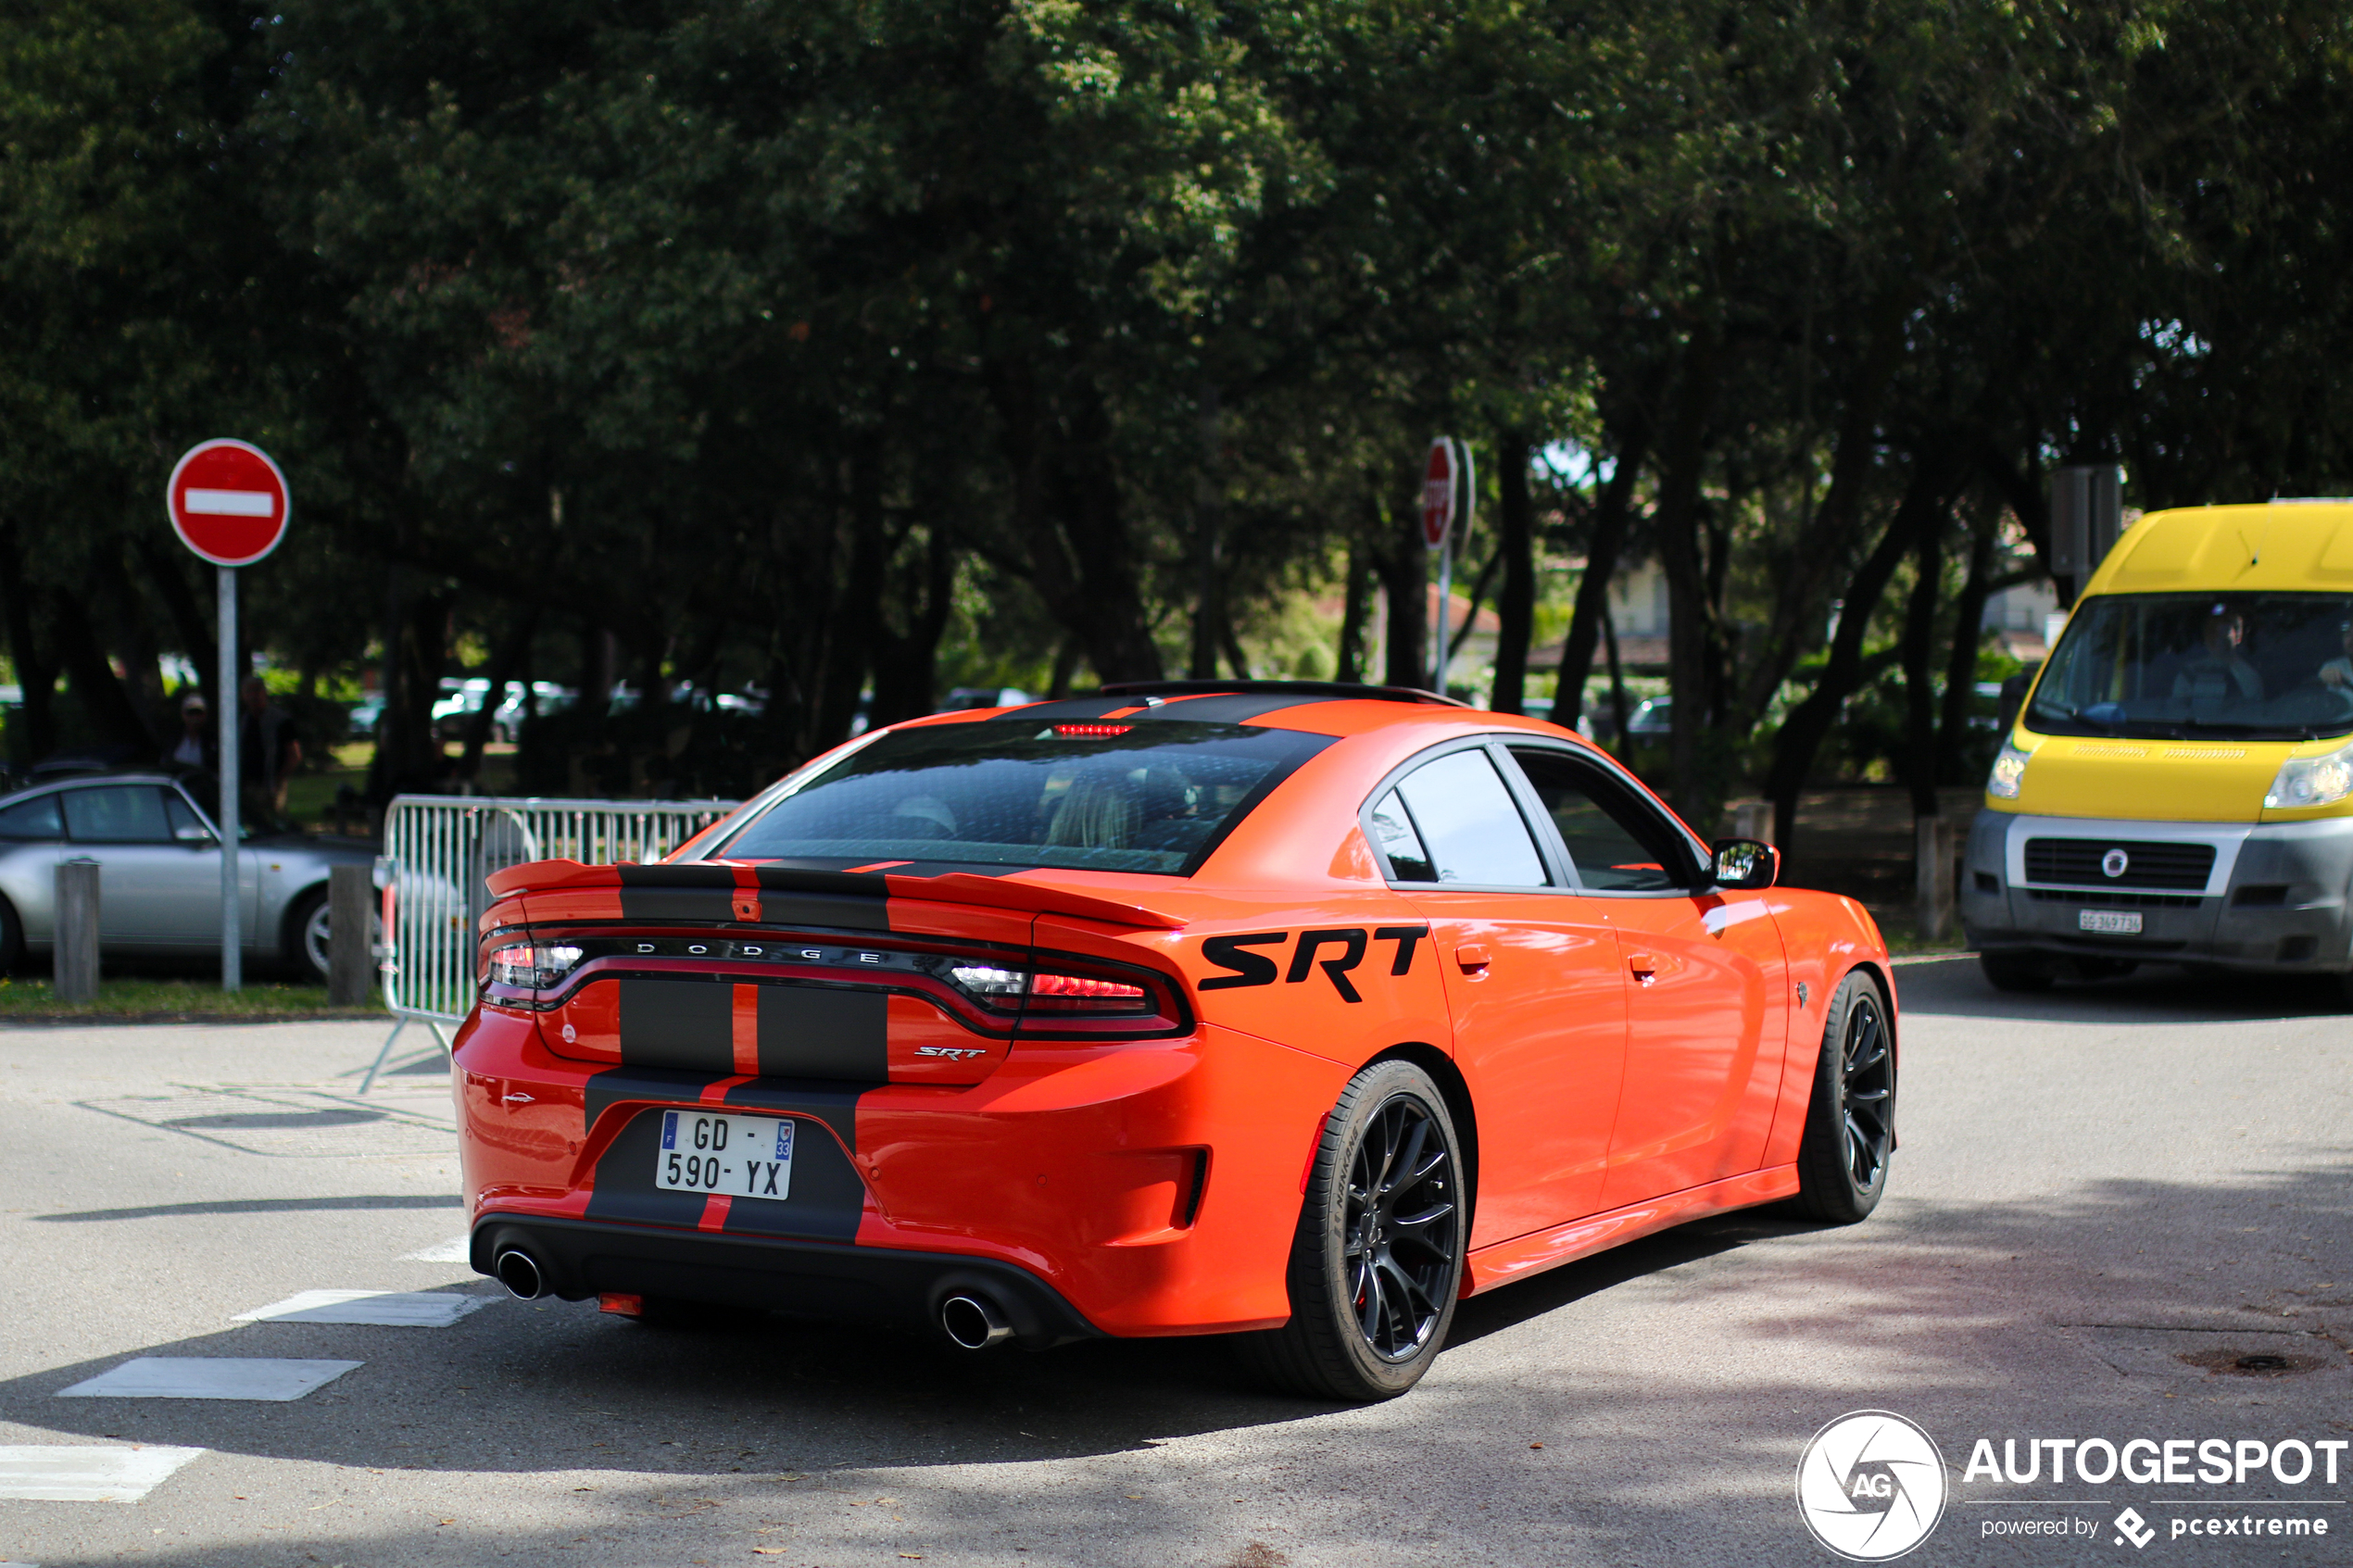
1508, 747, 1689, 891
61, 786, 172, 844
1384, 749, 1551, 886
0, 795, 63, 840
712, 720, 1331, 875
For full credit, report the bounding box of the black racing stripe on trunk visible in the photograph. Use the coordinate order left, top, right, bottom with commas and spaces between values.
583, 1065, 865, 1153
585, 1065, 727, 1133
752, 890, 889, 931
749, 866, 892, 897
988, 697, 1129, 722
618, 886, 736, 923
617, 978, 735, 1073
583, 1104, 863, 1242
1142, 692, 1339, 724
720, 1076, 867, 1153
757, 984, 887, 1081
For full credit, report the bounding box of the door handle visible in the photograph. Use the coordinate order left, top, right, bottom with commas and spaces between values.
1455, 944, 1491, 973
1627, 951, 1658, 982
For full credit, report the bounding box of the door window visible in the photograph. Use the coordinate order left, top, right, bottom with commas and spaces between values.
1384, 749, 1551, 886
162, 792, 211, 841
0, 794, 64, 841
1508, 747, 1690, 891
61, 786, 174, 844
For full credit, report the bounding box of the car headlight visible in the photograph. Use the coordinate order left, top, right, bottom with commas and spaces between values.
1986, 740, 2032, 799
2265, 742, 2353, 809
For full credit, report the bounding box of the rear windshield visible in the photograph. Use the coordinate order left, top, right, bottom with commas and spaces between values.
710, 720, 1332, 875
2029, 592, 2353, 740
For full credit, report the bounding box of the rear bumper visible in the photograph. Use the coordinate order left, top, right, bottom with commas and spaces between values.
454, 1003, 1352, 1338
1963, 809, 2353, 971
471, 1214, 1100, 1348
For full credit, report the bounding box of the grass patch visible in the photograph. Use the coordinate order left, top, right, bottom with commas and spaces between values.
0, 975, 386, 1022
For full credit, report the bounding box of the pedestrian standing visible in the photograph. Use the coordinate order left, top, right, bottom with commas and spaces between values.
238, 677, 304, 828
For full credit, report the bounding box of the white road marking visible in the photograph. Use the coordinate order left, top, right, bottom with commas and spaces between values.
56, 1358, 362, 1401
401, 1235, 471, 1262
233, 1289, 486, 1327
0, 1445, 206, 1501
182, 488, 276, 517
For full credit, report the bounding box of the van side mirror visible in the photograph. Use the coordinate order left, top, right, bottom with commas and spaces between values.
1712, 839, 1778, 890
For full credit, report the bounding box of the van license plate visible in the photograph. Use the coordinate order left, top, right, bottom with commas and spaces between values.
654, 1110, 793, 1199
2077, 909, 2143, 935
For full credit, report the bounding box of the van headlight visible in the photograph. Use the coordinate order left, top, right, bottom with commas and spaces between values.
2264, 742, 2353, 809
1986, 741, 2032, 799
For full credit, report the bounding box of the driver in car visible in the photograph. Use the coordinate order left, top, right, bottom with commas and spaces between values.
2318, 619, 2353, 698
2172, 605, 2262, 703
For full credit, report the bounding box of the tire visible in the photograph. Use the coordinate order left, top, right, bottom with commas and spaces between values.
0, 893, 22, 975
1979, 950, 2054, 992
1793, 972, 1895, 1224
285, 887, 333, 985
1238, 1059, 1466, 1401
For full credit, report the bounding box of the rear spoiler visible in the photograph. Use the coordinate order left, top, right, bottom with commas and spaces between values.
484, 859, 1188, 931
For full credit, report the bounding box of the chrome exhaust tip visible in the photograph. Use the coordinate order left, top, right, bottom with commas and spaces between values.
939, 1293, 1013, 1350
494, 1247, 547, 1300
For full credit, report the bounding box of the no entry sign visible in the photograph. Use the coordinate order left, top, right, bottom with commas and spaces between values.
1421, 437, 1457, 551
167, 439, 290, 567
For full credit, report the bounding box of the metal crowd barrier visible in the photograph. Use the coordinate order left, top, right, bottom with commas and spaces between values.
360, 793, 740, 1091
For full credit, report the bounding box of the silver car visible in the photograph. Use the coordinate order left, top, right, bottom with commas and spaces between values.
0, 772, 376, 982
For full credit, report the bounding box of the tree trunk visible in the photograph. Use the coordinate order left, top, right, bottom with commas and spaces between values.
459, 602, 540, 781
1936, 508, 1999, 784
47, 586, 157, 754
0, 522, 58, 760
1655, 335, 1723, 814
870, 526, 958, 727
1491, 429, 1536, 714
1898, 526, 1944, 820
1190, 383, 1221, 681
1335, 543, 1372, 684
1372, 491, 1427, 690
813, 438, 888, 750
1553, 406, 1653, 729
1766, 453, 1957, 853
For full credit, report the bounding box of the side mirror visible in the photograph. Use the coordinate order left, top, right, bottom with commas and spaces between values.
174, 824, 215, 846
1712, 838, 1778, 891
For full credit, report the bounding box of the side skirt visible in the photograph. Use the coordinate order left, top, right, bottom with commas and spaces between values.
1460, 1164, 1800, 1297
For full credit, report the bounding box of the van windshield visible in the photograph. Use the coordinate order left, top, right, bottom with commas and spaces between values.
2028, 593, 2353, 740
709, 720, 1331, 875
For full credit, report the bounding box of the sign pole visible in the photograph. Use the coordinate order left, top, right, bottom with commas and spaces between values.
1430, 438, 1475, 694
218, 564, 242, 991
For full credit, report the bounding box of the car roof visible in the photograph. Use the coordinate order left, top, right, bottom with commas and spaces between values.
0, 771, 187, 805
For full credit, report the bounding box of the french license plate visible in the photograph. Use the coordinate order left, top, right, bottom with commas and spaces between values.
654, 1110, 793, 1200
2077, 909, 2144, 935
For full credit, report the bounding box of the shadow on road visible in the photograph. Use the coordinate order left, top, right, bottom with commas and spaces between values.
1895, 952, 2353, 1023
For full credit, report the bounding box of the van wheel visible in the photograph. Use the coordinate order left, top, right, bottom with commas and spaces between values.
1979, 950, 2053, 992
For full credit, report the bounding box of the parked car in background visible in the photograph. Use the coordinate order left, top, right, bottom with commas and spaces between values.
0, 772, 378, 982
937, 686, 1034, 712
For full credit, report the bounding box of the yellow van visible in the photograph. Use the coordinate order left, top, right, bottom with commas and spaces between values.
1965, 500, 2353, 992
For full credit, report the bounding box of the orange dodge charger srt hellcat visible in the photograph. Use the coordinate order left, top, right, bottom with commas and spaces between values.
455, 681, 1896, 1399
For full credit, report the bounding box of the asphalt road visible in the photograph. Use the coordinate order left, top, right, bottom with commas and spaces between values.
2, 959, 2348, 1568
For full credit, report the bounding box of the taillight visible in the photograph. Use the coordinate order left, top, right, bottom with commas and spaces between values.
1026, 972, 1150, 1012
484, 942, 585, 990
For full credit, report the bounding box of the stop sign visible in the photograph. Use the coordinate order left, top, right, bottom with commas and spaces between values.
1421, 437, 1456, 550
167, 439, 290, 567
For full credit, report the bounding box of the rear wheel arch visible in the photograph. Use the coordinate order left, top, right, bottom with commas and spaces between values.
1361, 1042, 1478, 1239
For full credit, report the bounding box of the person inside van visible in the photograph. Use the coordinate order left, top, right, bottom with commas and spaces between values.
2318, 619, 2353, 698
2171, 605, 2262, 704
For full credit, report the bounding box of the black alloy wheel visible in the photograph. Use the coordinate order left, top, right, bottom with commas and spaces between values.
1794, 972, 1894, 1224
1239, 1059, 1466, 1401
